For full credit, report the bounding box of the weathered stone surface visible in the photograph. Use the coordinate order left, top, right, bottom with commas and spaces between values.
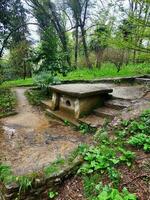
46, 109, 80, 126
94, 107, 120, 119
110, 100, 150, 127
50, 84, 113, 98
0, 157, 83, 200
105, 98, 132, 110
62, 75, 145, 84
79, 115, 105, 128
50, 84, 113, 119
135, 77, 150, 85
112, 86, 146, 99
75, 95, 105, 118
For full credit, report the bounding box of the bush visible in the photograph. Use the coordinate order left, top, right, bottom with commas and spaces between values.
33, 71, 61, 94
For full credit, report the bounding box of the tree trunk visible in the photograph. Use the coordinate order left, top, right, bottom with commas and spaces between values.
96, 50, 104, 68
80, 25, 91, 69
23, 61, 26, 80
74, 25, 79, 68
133, 50, 136, 63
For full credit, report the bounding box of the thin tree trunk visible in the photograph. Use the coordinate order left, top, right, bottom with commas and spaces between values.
80, 26, 91, 69
74, 25, 79, 68
23, 61, 26, 80
96, 50, 104, 68
133, 50, 136, 63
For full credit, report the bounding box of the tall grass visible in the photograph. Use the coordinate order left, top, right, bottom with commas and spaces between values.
1, 63, 150, 87
1, 78, 34, 88
61, 63, 150, 80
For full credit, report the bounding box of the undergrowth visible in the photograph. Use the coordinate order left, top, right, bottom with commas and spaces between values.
0, 87, 16, 118
78, 109, 150, 200
0, 164, 33, 191
25, 88, 51, 106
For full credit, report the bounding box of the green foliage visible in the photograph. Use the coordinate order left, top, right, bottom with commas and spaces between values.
78, 123, 97, 134
2, 78, 33, 87
44, 164, 59, 177
79, 145, 134, 185
25, 89, 49, 106
44, 158, 65, 177
67, 144, 88, 163
1, 62, 150, 87
117, 110, 150, 152
83, 175, 136, 200
90, 24, 110, 54
48, 191, 58, 199
0, 0, 28, 56
60, 63, 150, 81
0, 87, 16, 117
97, 186, 136, 200
118, 148, 135, 167
63, 119, 70, 126
8, 41, 32, 80
0, 164, 14, 184
128, 134, 150, 152
83, 174, 103, 199
32, 26, 69, 77
16, 176, 33, 191
33, 71, 61, 91
0, 164, 33, 191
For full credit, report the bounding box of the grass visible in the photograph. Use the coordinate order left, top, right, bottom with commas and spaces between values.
0, 164, 34, 192
61, 63, 150, 81
2, 78, 34, 88
1, 63, 150, 87
0, 87, 17, 118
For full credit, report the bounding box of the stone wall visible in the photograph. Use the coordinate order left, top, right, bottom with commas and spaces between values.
0, 157, 82, 200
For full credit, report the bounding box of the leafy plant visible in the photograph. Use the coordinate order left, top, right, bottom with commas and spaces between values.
79, 146, 120, 175
16, 176, 33, 192
83, 175, 103, 199
97, 186, 137, 200
0, 87, 16, 117
33, 71, 61, 94
118, 148, 135, 166
63, 119, 70, 126
0, 164, 34, 192
128, 134, 150, 152
83, 176, 136, 200
107, 167, 121, 186
0, 164, 14, 184
48, 191, 58, 199
78, 123, 96, 134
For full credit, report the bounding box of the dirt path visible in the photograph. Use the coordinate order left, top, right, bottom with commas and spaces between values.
0, 88, 89, 175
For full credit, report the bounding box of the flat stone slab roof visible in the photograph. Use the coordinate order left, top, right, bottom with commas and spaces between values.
49, 84, 113, 98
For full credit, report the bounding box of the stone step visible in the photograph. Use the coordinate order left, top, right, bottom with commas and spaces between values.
46, 109, 80, 127
41, 100, 52, 109
93, 107, 120, 119
105, 98, 131, 110
78, 114, 106, 128
135, 78, 150, 84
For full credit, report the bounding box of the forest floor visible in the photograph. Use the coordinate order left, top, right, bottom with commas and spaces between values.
0, 84, 150, 200
0, 87, 90, 175
56, 109, 150, 200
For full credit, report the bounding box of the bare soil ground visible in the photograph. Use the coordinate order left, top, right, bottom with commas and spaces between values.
0, 88, 90, 176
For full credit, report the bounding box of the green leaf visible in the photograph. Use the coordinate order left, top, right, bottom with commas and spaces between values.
98, 191, 110, 200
